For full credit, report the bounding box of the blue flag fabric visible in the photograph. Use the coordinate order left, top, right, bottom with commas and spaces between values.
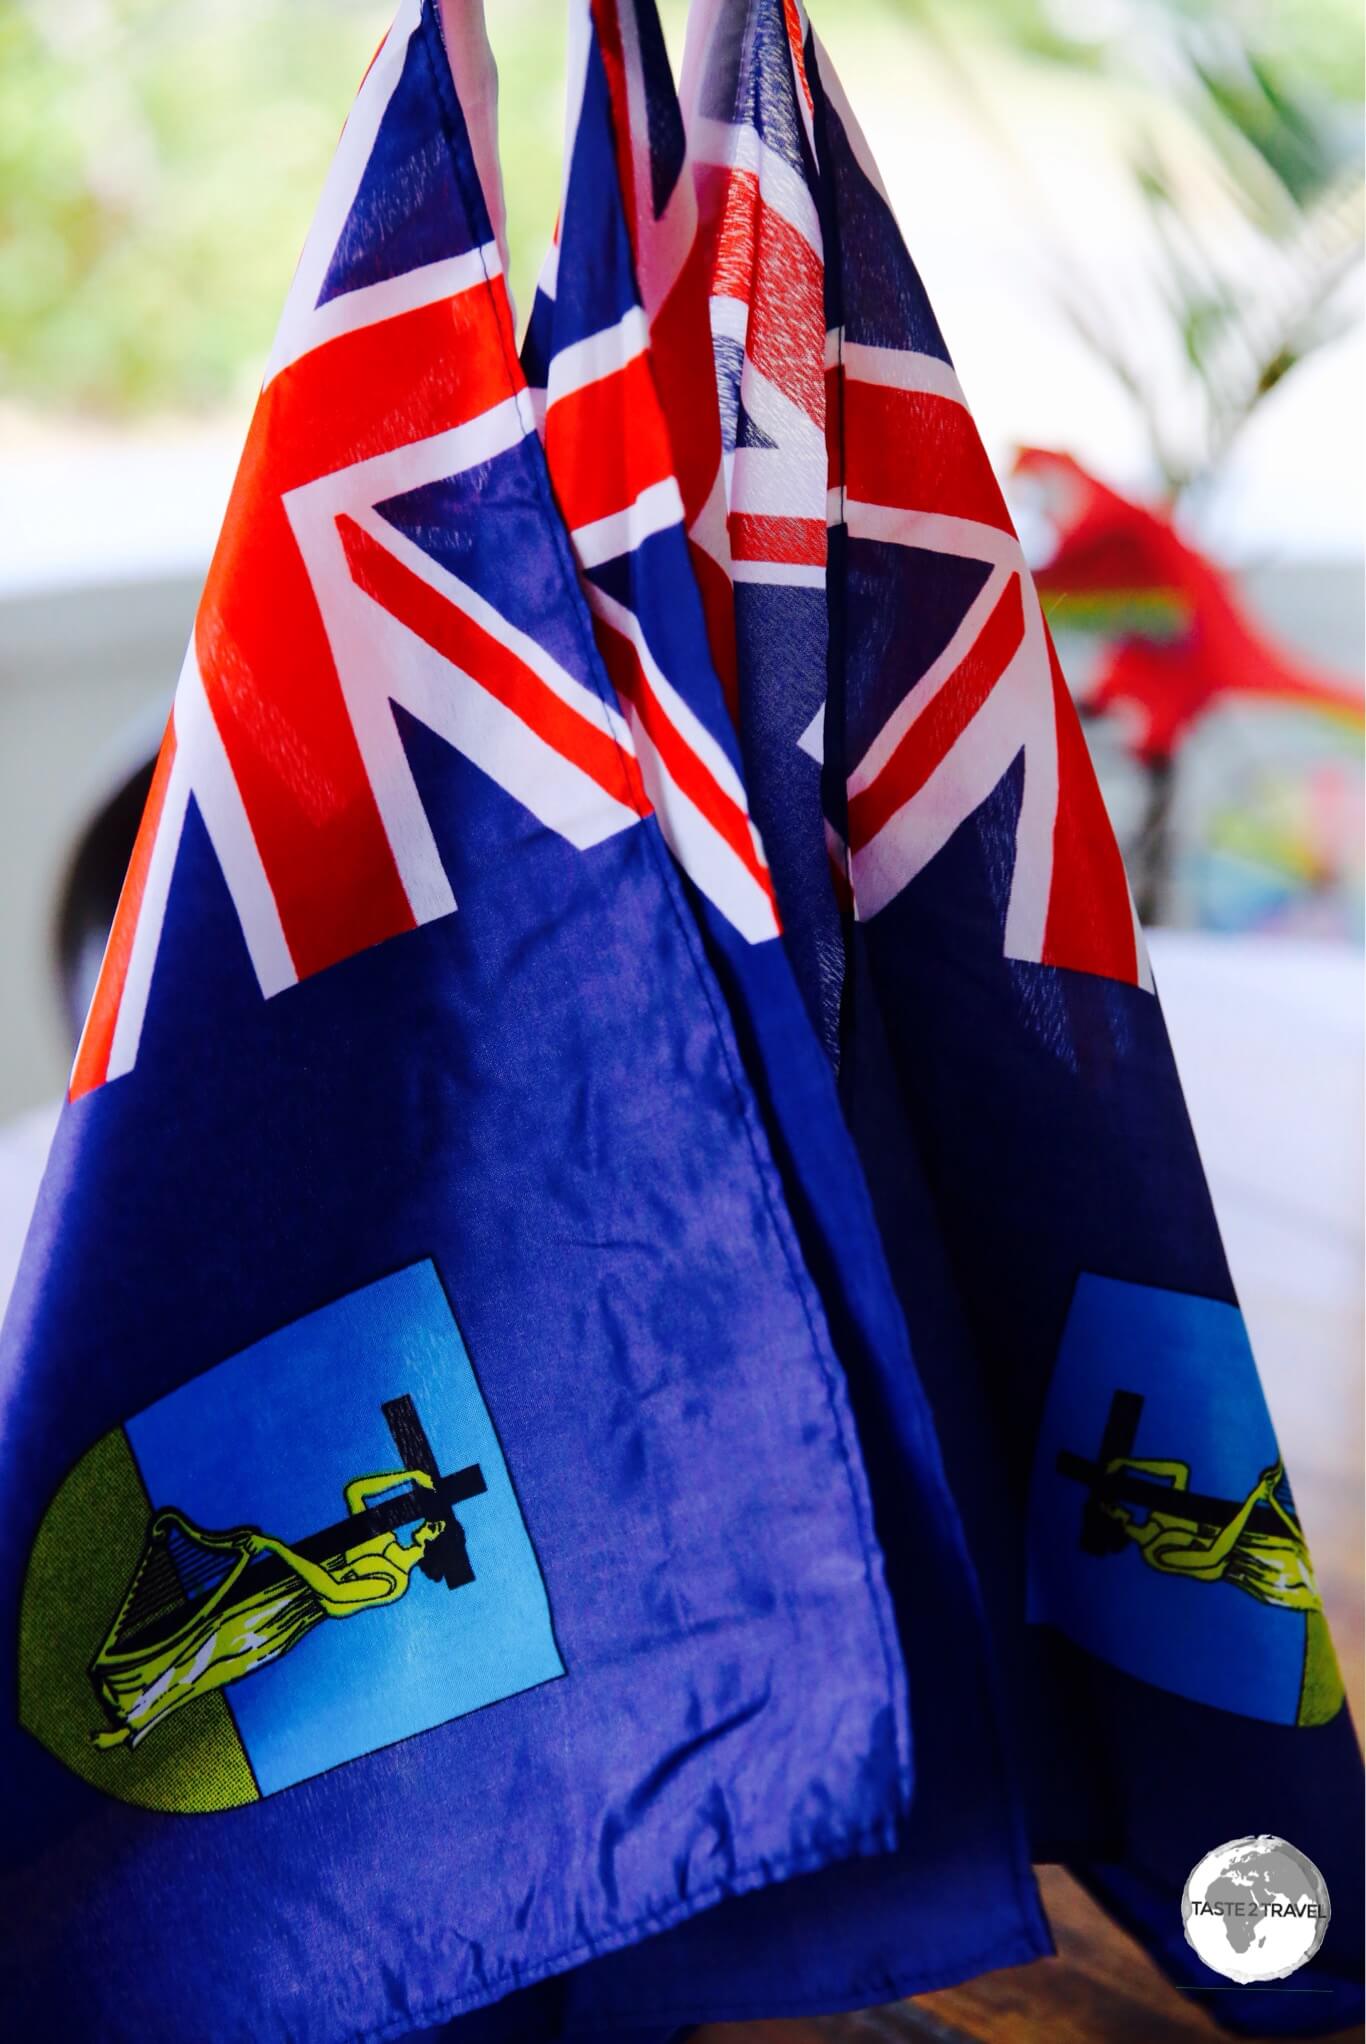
508, 1, 1047, 2027
1, 0, 1360, 2039
677, 0, 1362, 2032
0, 4, 925, 2034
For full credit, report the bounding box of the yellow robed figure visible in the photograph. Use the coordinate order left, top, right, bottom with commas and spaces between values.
1100, 1457, 1343, 1726
91, 1469, 469, 1749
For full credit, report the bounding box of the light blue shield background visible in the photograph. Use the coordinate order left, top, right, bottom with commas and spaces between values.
126, 1260, 564, 1794
1026, 1273, 1304, 1724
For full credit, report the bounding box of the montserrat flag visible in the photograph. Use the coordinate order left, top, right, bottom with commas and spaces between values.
677, 0, 1362, 2031
0, 3, 910, 2035
0, 5, 1359, 2044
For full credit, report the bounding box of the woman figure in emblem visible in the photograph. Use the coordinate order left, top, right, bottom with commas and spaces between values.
91, 1469, 470, 1749
1100, 1455, 1344, 1725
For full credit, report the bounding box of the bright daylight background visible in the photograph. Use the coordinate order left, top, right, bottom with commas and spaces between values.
1, 1, 1362, 1634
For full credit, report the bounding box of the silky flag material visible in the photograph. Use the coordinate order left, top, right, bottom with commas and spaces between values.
1, 1, 1360, 2040
673, 0, 1362, 2032
514, 3, 1050, 2025
0, 4, 917, 2036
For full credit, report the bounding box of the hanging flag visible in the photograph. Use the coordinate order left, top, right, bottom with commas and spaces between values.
685, 0, 1363, 2029
4, 0, 1358, 2037
683, 0, 846, 1052
0, 6, 926, 2037
513, 2, 1051, 2030
520, 1, 774, 945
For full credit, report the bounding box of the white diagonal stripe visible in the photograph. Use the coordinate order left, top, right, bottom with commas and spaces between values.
570, 478, 685, 570
690, 115, 822, 256
843, 501, 1025, 574
839, 341, 966, 408
584, 583, 752, 811
269, 247, 502, 384
846, 564, 1012, 798
619, 698, 779, 944
176, 646, 297, 998
265, 0, 421, 383
104, 743, 192, 1083
545, 305, 650, 407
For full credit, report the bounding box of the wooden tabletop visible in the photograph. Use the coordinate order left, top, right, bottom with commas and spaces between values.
695, 1847, 1362, 2044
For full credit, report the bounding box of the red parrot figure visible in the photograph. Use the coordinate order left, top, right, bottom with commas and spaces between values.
1016, 447, 1364, 767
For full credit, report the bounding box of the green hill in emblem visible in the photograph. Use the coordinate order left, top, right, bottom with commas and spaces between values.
20, 1427, 259, 1813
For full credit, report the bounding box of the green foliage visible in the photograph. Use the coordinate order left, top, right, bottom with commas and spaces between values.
0, 0, 1360, 449
897, 0, 1364, 497
0, 0, 397, 412
1085, 16, 1361, 497
0, 0, 633, 416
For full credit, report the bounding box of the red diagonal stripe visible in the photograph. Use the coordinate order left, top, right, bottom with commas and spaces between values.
784, 0, 815, 108
651, 241, 738, 709
847, 574, 1026, 852
340, 517, 651, 819
198, 466, 415, 981
194, 276, 526, 983
70, 717, 178, 1100
1041, 626, 1139, 984
593, 615, 777, 910
690, 540, 739, 719
589, 0, 639, 262
653, 240, 727, 533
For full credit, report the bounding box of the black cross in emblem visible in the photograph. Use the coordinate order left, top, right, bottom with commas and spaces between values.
1056, 1389, 1290, 1555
